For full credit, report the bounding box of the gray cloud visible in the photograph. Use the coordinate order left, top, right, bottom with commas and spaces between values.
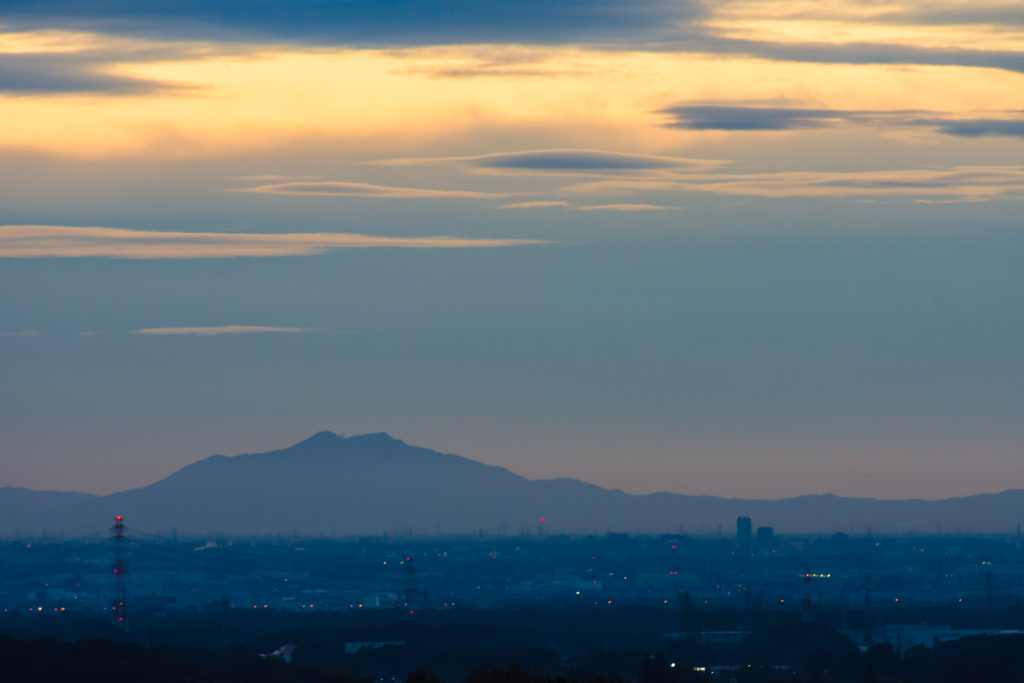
0, 54, 156, 94
661, 105, 1024, 139
925, 118, 1024, 139
378, 150, 720, 173
472, 150, 695, 170
0, 37, 236, 95
684, 36, 1024, 75
0, 48, 207, 95
661, 106, 852, 131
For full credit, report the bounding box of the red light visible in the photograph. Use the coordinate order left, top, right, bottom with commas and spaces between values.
539, 518, 544, 522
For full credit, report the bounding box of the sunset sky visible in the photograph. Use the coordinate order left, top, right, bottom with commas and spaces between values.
1, 0, 1022, 499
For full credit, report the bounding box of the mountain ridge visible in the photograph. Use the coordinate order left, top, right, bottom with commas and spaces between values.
1, 432, 1021, 537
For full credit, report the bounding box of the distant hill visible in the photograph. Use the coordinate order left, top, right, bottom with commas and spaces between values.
1, 432, 1021, 536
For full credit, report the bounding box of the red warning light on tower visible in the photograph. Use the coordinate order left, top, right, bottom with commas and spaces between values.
110, 516, 129, 625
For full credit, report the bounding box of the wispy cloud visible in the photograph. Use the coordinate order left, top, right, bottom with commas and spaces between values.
574, 204, 677, 211
234, 181, 518, 198
0, 226, 548, 259
1, 329, 41, 336
561, 166, 1024, 201
134, 326, 312, 336
498, 201, 573, 209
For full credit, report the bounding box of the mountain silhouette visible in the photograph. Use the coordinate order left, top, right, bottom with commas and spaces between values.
1, 432, 1021, 536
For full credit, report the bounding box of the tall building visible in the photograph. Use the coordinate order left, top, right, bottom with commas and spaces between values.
736, 516, 752, 554
757, 525, 774, 552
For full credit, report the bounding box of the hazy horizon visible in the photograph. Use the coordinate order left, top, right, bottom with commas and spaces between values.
4, 430, 1022, 505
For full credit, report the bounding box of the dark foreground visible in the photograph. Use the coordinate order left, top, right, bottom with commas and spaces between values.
3, 606, 1024, 682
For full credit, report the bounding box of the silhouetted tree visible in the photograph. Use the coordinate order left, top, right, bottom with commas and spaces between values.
407, 668, 442, 683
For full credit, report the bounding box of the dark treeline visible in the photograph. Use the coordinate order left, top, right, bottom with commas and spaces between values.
4, 628, 1024, 683
5, 605, 1024, 652
5, 606, 1024, 681
0, 634, 332, 683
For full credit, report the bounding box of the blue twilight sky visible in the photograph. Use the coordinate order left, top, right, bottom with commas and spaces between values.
0, 0, 1022, 499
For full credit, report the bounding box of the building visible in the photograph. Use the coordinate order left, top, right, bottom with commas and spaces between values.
736, 516, 752, 554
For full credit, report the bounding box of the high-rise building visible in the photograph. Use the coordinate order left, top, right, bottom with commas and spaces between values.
736, 516, 752, 554
757, 525, 774, 552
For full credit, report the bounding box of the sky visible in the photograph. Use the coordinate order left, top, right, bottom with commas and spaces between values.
1, 0, 1022, 501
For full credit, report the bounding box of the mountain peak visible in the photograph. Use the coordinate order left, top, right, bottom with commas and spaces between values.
299, 431, 405, 445
305, 430, 344, 443
285, 431, 407, 457
348, 431, 400, 442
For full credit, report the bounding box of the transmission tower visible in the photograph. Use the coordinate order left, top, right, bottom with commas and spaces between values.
111, 516, 129, 627
677, 590, 690, 636
404, 557, 418, 607
801, 568, 813, 622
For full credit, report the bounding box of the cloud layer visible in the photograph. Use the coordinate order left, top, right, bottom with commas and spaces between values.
3, 0, 1022, 99
0, 226, 546, 259
0, 0, 697, 45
